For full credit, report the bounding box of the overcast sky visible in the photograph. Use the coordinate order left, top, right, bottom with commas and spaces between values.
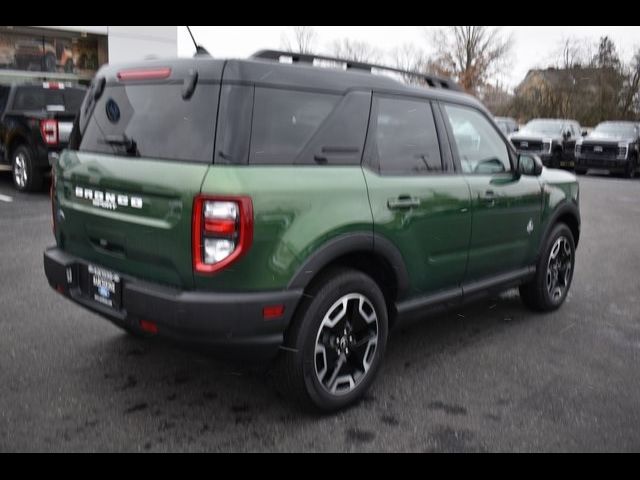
177, 26, 640, 89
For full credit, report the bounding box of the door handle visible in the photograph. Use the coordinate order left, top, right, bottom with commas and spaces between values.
388, 196, 421, 210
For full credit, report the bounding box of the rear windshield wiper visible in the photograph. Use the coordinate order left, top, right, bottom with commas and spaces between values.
102, 134, 140, 157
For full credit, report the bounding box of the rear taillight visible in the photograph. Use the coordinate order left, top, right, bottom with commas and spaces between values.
40, 119, 59, 146
192, 195, 253, 274
43, 81, 65, 90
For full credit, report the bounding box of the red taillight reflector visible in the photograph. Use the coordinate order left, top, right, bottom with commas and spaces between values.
43, 81, 64, 90
139, 320, 159, 335
117, 68, 171, 81
55, 285, 65, 294
204, 218, 236, 235
263, 305, 285, 320
40, 119, 59, 146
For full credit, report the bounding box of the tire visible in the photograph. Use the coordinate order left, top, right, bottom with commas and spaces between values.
275, 268, 388, 412
520, 223, 576, 312
12, 145, 43, 193
44, 53, 56, 72
625, 156, 637, 179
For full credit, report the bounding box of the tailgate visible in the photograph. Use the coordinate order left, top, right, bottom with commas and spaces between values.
55, 151, 210, 288
53, 59, 224, 289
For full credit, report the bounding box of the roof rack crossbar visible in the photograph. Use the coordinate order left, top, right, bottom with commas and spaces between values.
251, 50, 461, 91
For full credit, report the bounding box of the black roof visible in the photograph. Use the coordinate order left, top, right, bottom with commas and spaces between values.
96, 54, 482, 109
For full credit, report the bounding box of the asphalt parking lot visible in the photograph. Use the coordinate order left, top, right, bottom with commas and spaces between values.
1, 170, 639, 452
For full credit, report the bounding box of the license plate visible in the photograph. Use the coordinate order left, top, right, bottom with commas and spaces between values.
88, 265, 122, 310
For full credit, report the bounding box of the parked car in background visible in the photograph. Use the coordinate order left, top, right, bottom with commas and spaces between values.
0, 82, 86, 191
510, 118, 582, 170
575, 121, 640, 178
14, 39, 75, 73
495, 116, 519, 135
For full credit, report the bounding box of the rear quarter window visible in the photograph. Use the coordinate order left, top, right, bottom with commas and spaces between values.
249, 88, 339, 165
71, 83, 219, 163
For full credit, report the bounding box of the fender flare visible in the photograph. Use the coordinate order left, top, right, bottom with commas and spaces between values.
287, 232, 410, 297
541, 201, 581, 249
4, 132, 29, 163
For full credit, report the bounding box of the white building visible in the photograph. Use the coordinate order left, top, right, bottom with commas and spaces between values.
0, 26, 177, 84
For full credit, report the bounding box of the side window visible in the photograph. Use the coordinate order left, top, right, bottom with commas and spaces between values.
250, 88, 339, 165
443, 104, 511, 175
371, 96, 443, 175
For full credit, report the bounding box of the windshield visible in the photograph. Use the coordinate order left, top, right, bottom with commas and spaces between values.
521, 120, 564, 136
593, 123, 637, 138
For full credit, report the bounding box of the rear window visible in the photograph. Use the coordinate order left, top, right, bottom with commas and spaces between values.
12, 86, 86, 113
70, 83, 219, 163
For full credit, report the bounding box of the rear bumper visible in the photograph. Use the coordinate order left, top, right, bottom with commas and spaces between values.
34, 144, 66, 168
576, 155, 629, 171
43, 248, 303, 360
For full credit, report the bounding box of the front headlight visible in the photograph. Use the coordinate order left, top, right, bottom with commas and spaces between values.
618, 143, 629, 159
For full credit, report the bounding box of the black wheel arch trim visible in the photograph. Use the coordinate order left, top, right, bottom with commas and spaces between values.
542, 201, 581, 249
287, 232, 410, 297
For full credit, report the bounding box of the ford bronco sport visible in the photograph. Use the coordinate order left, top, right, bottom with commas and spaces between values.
44, 51, 580, 412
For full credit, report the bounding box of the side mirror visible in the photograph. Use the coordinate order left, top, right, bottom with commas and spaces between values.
582, 130, 588, 137
517, 154, 543, 176
513, 126, 519, 132
563, 131, 571, 140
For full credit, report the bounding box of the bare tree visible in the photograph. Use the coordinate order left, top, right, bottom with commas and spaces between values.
329, 39, 382, 63
390, 44, 429, 84
392, 44, 429, 72
429, 26, 514, 94
390, 44, 451, 85
281, 26, 317, 54
621, 49, 640, 118
554, 37, 588, 69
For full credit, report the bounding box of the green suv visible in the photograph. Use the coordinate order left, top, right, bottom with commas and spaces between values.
44, 51, 580, 411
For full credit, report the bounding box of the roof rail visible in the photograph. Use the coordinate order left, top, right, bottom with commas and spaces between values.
251, 50, 462, 92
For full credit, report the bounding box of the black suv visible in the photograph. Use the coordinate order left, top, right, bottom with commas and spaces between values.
0, 82, 86, 192
510, 118, 582, 170
575, 121, 640, 178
